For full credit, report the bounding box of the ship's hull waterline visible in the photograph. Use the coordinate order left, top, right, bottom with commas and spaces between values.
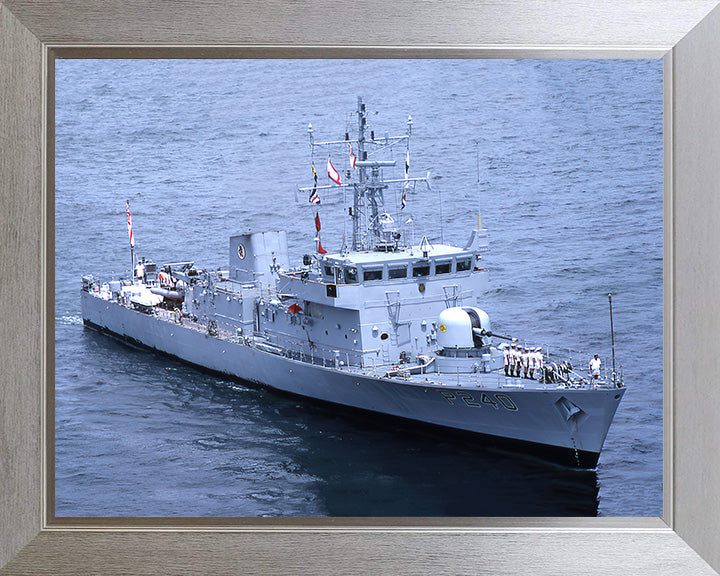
81, 292, 623, 468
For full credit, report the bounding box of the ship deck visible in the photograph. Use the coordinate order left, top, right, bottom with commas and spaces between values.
352, 366, 617, 392
139, 303, 616, 393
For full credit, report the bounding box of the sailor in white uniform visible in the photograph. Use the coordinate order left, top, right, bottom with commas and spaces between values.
589, 354, 602, 379
502, 344, 510, 376
511, 344, 520, 377
134, 260, 145, 283
527, 347, 536, 379
533, 347, 543, 379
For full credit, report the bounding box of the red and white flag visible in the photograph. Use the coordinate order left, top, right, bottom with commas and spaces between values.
401, 149, 410, 209
126, 200, 135, 248
314, 211, 327, 254
327, 158, 341, 185
348, 144, 356, 169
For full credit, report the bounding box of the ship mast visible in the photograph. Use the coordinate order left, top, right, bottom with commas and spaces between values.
352, 96, 395, 251
352, 97, 365, 251
300, 97, 430, 252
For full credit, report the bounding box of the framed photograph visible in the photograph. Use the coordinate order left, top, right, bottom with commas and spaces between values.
52, 58, 662, 519
2, 1, 720, 574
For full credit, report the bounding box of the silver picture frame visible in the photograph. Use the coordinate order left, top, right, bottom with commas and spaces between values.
1, 1, 719, 574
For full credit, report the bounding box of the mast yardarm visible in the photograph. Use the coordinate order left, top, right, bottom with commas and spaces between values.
300, 97, 428, 251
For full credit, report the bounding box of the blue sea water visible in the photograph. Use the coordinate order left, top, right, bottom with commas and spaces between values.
55, 59, 663, 517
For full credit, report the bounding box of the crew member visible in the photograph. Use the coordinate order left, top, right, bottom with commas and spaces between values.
134, 259, 145, 283
533, 347, 543, 379
589, 354, 602, 379
522, 347, 530, 378
517, 345, 524, 377
510, 344, 517, 376
502, 344, 510, 376
528, 347, 536, 379
517, 346, 525, 377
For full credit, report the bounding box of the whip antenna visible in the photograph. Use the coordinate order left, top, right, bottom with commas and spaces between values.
608, 293, 616, 384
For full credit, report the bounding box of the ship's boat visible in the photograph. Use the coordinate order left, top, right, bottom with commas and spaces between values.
81, 97, 625, 468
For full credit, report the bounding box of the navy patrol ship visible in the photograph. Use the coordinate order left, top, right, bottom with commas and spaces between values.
81, 97, 625, 468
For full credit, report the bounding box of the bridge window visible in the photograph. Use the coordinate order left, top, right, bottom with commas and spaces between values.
456, 257, 471, 272
363, 269, 383, 281
413, 264, 430, 277
388, 266, 407, 279
324, 265, 333, 276
344, 267, 358, 284
435, 261, 451, 274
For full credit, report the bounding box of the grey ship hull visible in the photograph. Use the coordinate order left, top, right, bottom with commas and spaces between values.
81, 292, 624, 468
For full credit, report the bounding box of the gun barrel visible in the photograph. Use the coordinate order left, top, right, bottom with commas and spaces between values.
479, 329, 518, 342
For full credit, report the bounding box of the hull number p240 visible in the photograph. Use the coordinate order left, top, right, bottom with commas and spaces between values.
439, 391, 518, 411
